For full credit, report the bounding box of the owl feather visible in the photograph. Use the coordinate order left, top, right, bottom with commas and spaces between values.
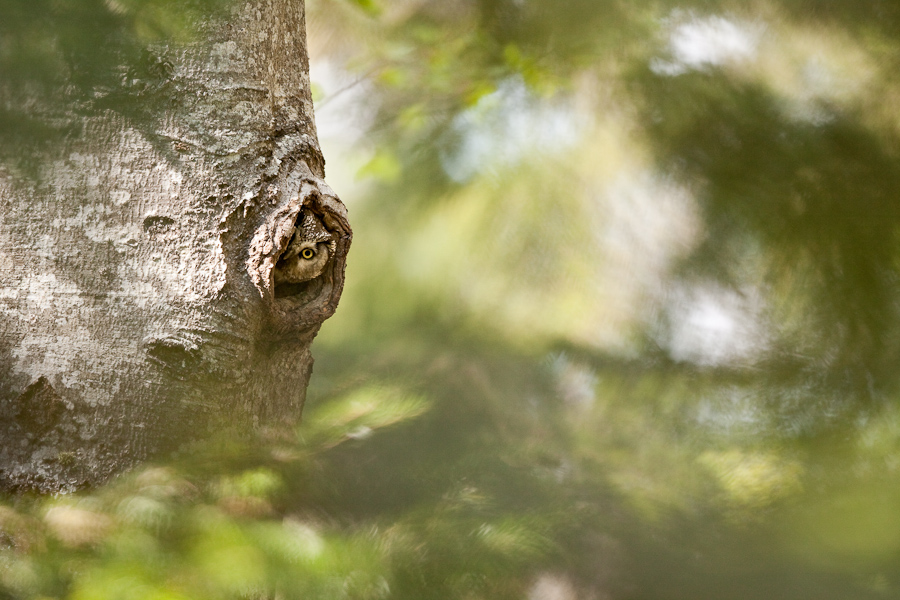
273, 212, 332, 285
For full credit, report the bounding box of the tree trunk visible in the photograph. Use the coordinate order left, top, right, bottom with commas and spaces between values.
0, 0, 350, 493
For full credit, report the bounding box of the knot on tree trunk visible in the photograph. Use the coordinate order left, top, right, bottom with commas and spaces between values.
245, 164, 351, 337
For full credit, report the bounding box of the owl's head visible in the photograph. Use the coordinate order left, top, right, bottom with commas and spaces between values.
273, 236, 331, 286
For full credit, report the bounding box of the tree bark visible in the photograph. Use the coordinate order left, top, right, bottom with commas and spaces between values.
0, 0, 350, 493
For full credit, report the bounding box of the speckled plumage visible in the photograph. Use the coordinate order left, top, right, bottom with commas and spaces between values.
273, 212, 333, 285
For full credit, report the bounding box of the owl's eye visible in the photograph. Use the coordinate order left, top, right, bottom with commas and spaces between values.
300, 247, 316, 260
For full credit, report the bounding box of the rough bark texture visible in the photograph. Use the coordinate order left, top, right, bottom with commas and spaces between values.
0, 0, 350, 492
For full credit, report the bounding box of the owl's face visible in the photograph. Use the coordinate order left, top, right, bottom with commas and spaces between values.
273, 237, 330, 286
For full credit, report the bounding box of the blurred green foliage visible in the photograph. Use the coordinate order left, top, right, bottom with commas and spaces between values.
9, 0, 900, 598
304, 0, 900, 596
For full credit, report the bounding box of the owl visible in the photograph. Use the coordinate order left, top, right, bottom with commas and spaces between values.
273, 211, 333, 286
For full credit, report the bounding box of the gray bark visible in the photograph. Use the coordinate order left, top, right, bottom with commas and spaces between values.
0, 0, 350, 492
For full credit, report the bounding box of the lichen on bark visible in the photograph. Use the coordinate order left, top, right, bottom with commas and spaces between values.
0, 0, 350, 493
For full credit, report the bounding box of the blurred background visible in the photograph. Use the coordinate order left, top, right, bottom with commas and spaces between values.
7, 0, 900, 598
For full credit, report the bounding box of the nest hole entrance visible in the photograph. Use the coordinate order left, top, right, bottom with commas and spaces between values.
274, 276, 324, 300
272, 212, 332, 300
